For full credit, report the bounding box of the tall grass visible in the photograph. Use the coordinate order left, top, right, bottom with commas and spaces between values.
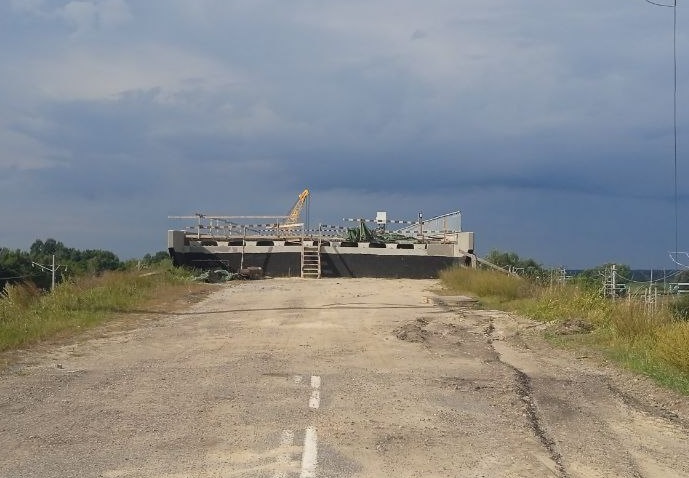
0, 262, 195, 353
439, 267, 533, 302
517, 285, 613, 325
655, 322, 689, 374
440, 265, 689, 393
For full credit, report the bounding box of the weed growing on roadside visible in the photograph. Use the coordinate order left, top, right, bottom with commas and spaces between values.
440, 265, 689, 393
0, 264, 196, 353
439, 267, 532, 302
516, 285, 612, 325
669, 294, 689, 321
654, 322, 689, 375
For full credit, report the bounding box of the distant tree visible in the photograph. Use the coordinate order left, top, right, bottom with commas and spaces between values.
29, 240, 43, 257
1, 239, 124, 292
41, 238, 62, 256
0, 248, 38, 290
81, 250, 121, 273
574, 263, 631, 291
138, 251, 171, 269
484, 250, 546, 279
29, 238, 69, 263
1, 239, 143, 293
152, 251, 170, 262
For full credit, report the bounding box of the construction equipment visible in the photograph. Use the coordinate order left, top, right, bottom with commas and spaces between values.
282, 189, 310, 228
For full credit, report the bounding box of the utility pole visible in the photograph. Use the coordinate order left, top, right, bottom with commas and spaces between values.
31, 255, 63, 292
602, 264, 619, 299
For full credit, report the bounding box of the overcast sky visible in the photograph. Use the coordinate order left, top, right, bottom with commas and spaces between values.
1, 0, 687, 269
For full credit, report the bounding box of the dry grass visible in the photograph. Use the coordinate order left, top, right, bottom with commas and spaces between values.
517, 285, 613, 325
653, 322, 689, 375
439, 267, 532, 302
441, 265, 689, 393
609, 302, 670, 341
1, 282, 42, 310
0, 264, 199, 353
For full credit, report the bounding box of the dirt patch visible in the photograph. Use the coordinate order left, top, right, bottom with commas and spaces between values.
552, 318, 594, 335
393, 318, 429, 343
430, 295, 478, 308
393, 317, 465, 347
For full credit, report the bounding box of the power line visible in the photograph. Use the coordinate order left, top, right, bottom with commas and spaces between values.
31, 255, 65, 291
644, 0, 675, 7
673, 0, 678, 260
645, 0, 680, 265
616, 268, 683, 284
0, 274, 37, 280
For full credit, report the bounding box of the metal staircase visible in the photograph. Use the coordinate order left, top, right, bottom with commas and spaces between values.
301, 240, 321, 278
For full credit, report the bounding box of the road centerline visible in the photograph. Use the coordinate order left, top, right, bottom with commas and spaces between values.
300, 426, 318, 478
309, 375, 321, 410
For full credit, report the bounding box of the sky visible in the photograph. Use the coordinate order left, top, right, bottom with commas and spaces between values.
1, 0, 688, 269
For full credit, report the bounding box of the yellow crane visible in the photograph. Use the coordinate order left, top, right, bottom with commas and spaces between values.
283, 189, 310, 227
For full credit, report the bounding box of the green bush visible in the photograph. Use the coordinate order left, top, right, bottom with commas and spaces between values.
484, 250, 546, 280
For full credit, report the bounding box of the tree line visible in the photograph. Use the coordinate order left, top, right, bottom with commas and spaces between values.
484, 249, 689, 289
0, 239, 169, 291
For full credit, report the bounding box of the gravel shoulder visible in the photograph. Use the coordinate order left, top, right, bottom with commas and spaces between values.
1, 278, 688, 477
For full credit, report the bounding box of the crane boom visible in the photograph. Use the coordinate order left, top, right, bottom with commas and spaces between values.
285, 189, 310, 225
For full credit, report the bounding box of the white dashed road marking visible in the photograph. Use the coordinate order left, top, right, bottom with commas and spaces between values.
300, 426, 318, 478
310, 375, 321, 389
274, 375, 320, 475
309, 390, 320, 410
309, 375, 321, 410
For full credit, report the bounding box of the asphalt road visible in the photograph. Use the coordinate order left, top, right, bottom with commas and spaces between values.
1, 278, 689, 477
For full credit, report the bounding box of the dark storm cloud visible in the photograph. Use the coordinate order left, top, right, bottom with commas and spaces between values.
1, 0, 687, 266
11, 92, 158, 157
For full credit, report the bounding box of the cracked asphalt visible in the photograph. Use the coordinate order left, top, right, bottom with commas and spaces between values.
1, 278, 688, 477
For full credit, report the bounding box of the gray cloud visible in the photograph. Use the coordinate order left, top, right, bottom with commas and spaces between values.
0, 0, 687, 267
